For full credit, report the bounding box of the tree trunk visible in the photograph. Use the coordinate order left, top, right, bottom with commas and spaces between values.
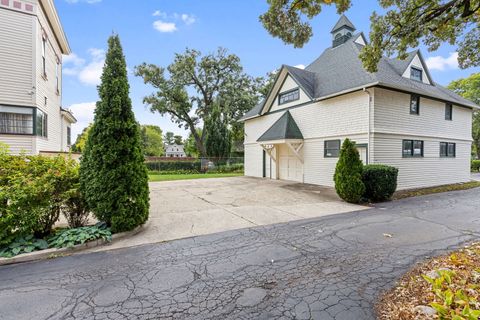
191, 126, 206, 157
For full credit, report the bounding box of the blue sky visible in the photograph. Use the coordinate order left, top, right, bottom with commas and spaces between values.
57, 0, 480, 139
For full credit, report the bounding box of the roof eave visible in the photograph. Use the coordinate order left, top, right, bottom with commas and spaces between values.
39, 0, 71, 54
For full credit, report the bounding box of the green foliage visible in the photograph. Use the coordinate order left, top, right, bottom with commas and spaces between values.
174, 135, 183, 145
261, 0, 480, 72
141, 125, 164, 157
80, 35, 149, 233
163, 131, 175, 145
0, 154, 80, 246
0, 235, 48, 258
362, 164, 398, 202
423, 269, 480, 320
184, 128, 202, 157
62, 185, 90, 229
333, 139, 365, 203
448, 73, 480, 159
205, 105, 231, 159
135, 48, 262, 157
471, 160, 480, 172
48, 223, 112, 249
209, 163, 244, 174
71, 124, 92, 153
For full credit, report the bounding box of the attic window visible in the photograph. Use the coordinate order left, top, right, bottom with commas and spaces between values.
278, 88, 299, 105
410, 67, 423, 82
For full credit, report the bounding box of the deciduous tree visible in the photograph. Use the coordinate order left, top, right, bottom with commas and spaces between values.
141, 125, 164, 157
260, 0, 480, 72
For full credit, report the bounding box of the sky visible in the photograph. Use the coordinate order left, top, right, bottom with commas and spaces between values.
56, 0, 480, 140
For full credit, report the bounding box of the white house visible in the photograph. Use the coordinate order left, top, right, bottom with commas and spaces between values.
242, 15, 479, 190
0, 0, 76, 155
165, 144, 186, 158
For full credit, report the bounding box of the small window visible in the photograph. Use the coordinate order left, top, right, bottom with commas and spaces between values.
440, 142, 455, 157
403, 139, 423, 157
42, 37, 47, 77
67, 126, 71, 146
410, 67, 423, 82
278, 88, 300, 105
324, 140, 341, 158
410, 94, 420, 115
445, 103, 452, 120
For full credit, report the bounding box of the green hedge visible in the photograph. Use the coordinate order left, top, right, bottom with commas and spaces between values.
362, 164, 398, 202
471, 160, 480, 172
145, 161, 202, 172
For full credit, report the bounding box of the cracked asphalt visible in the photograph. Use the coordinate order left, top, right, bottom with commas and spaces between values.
1, 188, 480, 320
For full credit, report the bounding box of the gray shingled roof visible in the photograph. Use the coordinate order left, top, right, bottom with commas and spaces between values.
257, 111, 303, 142
242, 31, 479, 121
331, 15, 356, 33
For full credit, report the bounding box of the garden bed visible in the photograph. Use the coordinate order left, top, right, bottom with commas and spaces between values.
376, 242, 480, 320
148, 172, 243, 182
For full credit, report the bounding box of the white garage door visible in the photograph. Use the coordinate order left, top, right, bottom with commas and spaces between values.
278, 144, 303, 182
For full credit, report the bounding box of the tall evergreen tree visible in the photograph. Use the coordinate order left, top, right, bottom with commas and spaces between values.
333, 139, 365, 203
205, 105, 231, 159
80, 35, 149, 232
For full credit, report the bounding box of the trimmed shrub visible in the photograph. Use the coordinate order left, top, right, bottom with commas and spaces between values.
145, 160, 202, 172
334, 139, 365, 203
80, 35, 149, 233
362, 165, 398, 202
471, 160, 480, 172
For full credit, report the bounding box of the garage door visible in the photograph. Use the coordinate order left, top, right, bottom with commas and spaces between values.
278, 144, 303, 182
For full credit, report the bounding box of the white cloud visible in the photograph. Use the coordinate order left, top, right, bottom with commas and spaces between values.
294, 64, 305, 69
153, 20, 177, 33
181, 14, 196, 25
63, 48, 105, 86
152, 10, 167, 18
67, 102, 96, 139
425, 52, 459, 71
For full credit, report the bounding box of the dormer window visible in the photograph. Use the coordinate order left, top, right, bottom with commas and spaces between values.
410, 67, 423, 82
279, 88, 299, 105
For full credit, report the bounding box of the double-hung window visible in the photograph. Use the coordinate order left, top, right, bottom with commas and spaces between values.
324, 140, 341, 157
278, 89, 300, 105
403, 139, 423, 157
410, 94, 420, 115
440, 142, 455, 157
0, 106, 34, 134
42, 36, 47, 78
445, 103, 452, 120
35, 109, 47, 137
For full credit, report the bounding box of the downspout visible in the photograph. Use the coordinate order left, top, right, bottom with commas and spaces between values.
363, 88, 372, 164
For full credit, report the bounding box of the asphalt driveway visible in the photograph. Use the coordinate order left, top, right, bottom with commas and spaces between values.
99, 176, 368, 251
1, 187, 480, 319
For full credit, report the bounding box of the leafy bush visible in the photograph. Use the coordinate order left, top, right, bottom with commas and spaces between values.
334, 139, 365, 203
0, 154, 80, 246
63, 186, 90, 228
362, 164, 398, 202
0, 235, 48, 258
471, 160, 480, 172
209, 163, 244, 173
48, 223, 112, 248
80, 35, 149, 233
145, 161, 202, 172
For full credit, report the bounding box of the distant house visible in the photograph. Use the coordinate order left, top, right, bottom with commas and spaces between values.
241, 15, 479, 190
165, 144, 186, 158
0, 0, 76, 154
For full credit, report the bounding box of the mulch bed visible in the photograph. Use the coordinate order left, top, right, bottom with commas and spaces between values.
376, 243, 480, 319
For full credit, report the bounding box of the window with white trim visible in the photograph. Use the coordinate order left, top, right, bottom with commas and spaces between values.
42, 36, 47, 77
410, 67, 423, 82
278, 88, 300, 105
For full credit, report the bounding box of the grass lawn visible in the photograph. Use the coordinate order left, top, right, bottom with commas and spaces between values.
149, 172, 243, 182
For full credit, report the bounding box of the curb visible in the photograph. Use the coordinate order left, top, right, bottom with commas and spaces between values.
0, 222, 148, 266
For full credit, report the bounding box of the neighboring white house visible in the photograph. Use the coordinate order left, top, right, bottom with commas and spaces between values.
242, 15, 479, 190
0, 0, 76, 155
165, 144, 186, 158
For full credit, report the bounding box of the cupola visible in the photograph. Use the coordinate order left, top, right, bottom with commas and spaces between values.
331, 14, 356, 47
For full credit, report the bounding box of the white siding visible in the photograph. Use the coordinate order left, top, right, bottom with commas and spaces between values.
244, 91, 370, 184
34, 5, 64, 152
0, 7, 35, 106
269, 76, 310, 112
0, 135, 34, 154
402, 54, 431, 85
372, 134, 471, 190
373, 88, 472, 141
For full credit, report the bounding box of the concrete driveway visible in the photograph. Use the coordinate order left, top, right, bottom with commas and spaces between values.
100, 176, 368, 251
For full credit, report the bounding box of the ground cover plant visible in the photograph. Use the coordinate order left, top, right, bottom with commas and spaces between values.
377, 242, 480, 320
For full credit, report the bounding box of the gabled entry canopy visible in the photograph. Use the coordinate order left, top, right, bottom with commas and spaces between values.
257, 111, 303, 143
